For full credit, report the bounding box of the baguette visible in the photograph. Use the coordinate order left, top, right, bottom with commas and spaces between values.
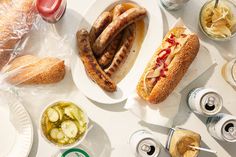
136, 27, 200, 104
3, 55, 66, 85
0, 0, 36, 69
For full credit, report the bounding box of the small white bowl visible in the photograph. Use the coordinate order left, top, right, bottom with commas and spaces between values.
39, 100, 89, 149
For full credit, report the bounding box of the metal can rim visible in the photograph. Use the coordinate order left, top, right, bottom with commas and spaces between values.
221, 119, 236, 142
200, 92, 223, 116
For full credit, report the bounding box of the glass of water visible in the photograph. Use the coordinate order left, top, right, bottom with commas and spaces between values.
222, 58, 236, 88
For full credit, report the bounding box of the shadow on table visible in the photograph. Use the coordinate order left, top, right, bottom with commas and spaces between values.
173, 64, 216, 126
89, 98, 127, 112
194, 106, 233, 127
159, 5, 169, 35
214, 138, 236, 156
139, 121, 170, 135
81, 120, 112, 157
199, 141, 217, 157
54, 8, 84, 38
28, 120, 39, 157
158, 0, 203, 32
210, 39, 236, 61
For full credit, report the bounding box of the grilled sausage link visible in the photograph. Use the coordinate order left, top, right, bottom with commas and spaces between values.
105, 23, 136, 77
89, 11, 112, 45
97, 33, 123, 68
92, 7, 146, 56
97, 4, 126, 68
113, 4, 126, 20
77, 29, 117, 92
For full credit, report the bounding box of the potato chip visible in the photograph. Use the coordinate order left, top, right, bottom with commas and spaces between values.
201, 1, 236, 38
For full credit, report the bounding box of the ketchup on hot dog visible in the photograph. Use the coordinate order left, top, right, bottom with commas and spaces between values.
147, 33, 184, 81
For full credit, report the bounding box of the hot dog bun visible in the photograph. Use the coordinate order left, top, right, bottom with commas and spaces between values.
0, 0, 36, 70
3, 55, 66, 85
137, 27, 200, 104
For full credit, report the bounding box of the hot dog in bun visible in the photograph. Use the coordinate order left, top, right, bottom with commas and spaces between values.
136, 27, 200, 104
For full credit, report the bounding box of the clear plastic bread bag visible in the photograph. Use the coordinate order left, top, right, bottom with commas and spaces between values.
0, 0, 74, 98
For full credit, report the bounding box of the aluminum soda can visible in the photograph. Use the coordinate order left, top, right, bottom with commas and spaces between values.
129, 130, 171, 157
187, 88, 223, 116
206, 113, 236, 142
160, 0, 191, 10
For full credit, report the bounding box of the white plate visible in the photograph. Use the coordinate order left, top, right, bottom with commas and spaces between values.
0, 91, 33, 157
71, 0, 163, 104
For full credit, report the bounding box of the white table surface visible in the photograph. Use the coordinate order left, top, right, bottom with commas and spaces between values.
22, 0, 236, 157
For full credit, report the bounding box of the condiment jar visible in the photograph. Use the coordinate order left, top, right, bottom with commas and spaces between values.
36, 0, 67, 23
199, 0, 236, 41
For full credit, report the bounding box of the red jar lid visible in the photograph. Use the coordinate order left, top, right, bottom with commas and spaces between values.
36, 0, 63, 17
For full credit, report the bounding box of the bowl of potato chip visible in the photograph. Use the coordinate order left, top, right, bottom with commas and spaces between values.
199, 0, 236, 41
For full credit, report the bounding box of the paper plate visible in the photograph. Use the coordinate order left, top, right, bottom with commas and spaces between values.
0, 92, 33, 157
71, 0, 163, 104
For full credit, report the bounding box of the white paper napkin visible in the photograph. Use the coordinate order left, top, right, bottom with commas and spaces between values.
126, 92, 181, 126
125, 19, 215, 127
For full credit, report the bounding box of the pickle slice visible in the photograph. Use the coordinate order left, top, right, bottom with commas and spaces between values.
47, 108, 59, 122
64, 107, 75, 119
57, 130, 65, 140
61, 120, 78, 138
50, 128, 59, 139
54, 106, 64, 121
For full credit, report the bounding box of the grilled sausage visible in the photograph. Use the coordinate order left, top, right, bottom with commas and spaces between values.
89, 11, 112, 45
92, 7, 146, 56
97, 4, 126, 67
97, 33, 123, 68
113, 4, 126, 20
77, 29, 117, 92
105, 23, 136, 77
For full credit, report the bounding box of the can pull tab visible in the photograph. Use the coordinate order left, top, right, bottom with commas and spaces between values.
140, 144, 156, 156
206, 96, 215, 106
205, 96, 216, 111
141, 144, 151, 152
229, 127, 236, 137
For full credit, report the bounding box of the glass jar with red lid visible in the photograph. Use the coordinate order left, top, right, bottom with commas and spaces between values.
36, 0, 67, 23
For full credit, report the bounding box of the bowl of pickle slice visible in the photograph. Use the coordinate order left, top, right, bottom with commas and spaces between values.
40, 101, 89, 148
